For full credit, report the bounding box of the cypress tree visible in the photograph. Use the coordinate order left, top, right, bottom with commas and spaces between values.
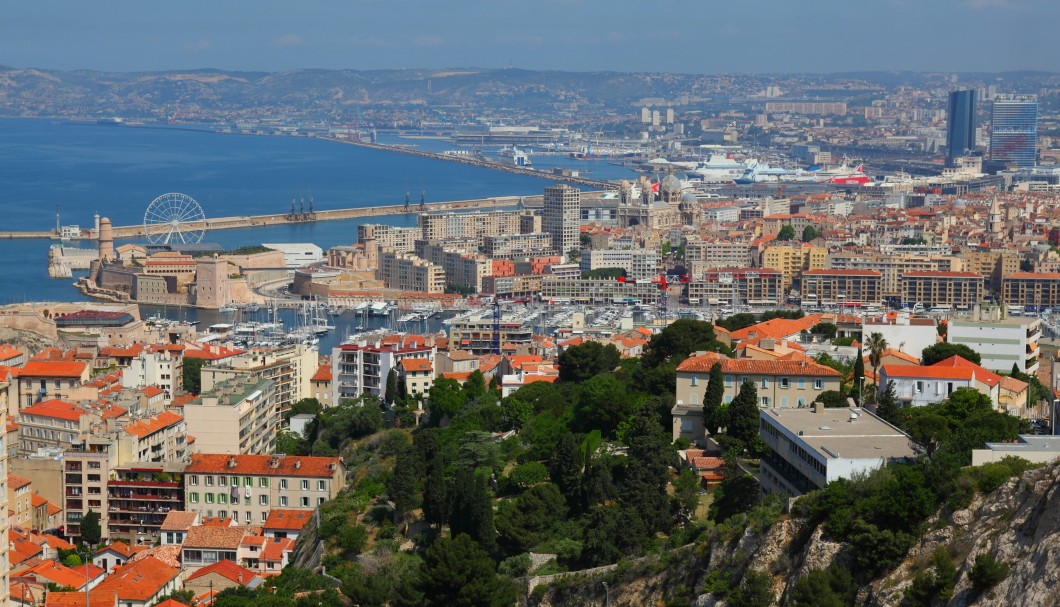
703, 362, 726, 435
385, 368, 399, 406
727, 381, 760, 448
423, 457, 448, 528
852, 349, 865, 404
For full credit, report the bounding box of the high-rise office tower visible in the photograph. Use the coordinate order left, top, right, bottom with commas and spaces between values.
990, 94, 1038, 168
946, 90, 977, 166
543, 184, 580, 257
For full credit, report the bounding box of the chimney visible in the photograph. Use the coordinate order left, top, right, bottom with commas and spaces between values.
812, 401, 820, 413
295, 459, 301, 469
228, 456, 237, 469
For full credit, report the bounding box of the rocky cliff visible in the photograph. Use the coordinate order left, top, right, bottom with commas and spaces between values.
532, 461, 1060, 607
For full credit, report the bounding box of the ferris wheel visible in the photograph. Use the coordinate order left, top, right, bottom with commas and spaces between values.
143, 193, 206, 245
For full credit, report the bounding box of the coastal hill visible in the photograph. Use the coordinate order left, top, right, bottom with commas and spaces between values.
1, 65, 1058, 119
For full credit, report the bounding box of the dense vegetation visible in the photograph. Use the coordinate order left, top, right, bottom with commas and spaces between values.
217, 318, 1038, 607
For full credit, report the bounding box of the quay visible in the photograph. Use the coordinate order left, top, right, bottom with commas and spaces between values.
0, 193, 599, 241
325, 136, 617, 190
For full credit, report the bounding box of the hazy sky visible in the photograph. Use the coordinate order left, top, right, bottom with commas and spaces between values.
2, 0, 1056, 74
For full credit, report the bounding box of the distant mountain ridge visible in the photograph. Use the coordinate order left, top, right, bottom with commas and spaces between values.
1, 66, 1056, 120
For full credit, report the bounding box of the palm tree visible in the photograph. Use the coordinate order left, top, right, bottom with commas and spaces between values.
865, 332, 888, 394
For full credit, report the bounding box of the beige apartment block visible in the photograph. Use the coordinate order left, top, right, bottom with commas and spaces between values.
377, 249, 445, 294
183, 377, 277, 455
901, 271, 985, 309
200, 344, 317, 413
762, 244, 826, 290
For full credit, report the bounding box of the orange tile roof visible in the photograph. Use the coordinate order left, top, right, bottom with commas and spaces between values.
140, 385, 166, 398
676, 352, 841, 377
160, 511, 198, 531
0, 344, 23, 361
46, 502, 62, 516
399, 358, 433, 373
96, 541, 136, 558
18, 360, 87, 378
185, 454, 341, 478
154, 600, 191, 607
43, 592, 116, 607
123, 411, 183, 438
39, 533, 73, 550
9, 473, 32, 490
999, 375, 1029, 393
90, 555, 180, 602
169, 392, 199, 407
728, 315, 820, 341
19, 400, 84, 422
310, 364, 332, 382
441, 371, 473, 381
182, 526, 248, 549
15, 560, 88, 589
99, 344, 146, 358
263, 509, 314, 532
903, 270, 983, 278
201, 516, 233, 527
127, 545, 181, 569
260, 536, 295, 562
880, 363, 999, 386
186, 559, 256, 585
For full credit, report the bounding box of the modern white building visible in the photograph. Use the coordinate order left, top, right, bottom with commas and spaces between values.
331, 338, 436, 403
861, 313, 938, 361
948, 316, 1041, 374
879, 359, 1001, 408
262, 243, 325, 269
758, 406, 915, 497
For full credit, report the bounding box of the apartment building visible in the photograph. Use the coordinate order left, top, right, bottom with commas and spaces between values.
183, 377, 278, 455
416, 241, 493, 292
482, 274, 544, 299
184, 453, 345, 526
861, 314, 938, 361
482, 233, 553, 259
761, 244, 826, 290
200, 344, 317, 413
948, 316, 1041, 374
448, 316, 536, 355
106, 465, 185, 544
541, 277, 662, 305
331, 339, 435, 402
765, 101, 847, 115
62, 449, 110, 542
1002, 272, 1060, 309
901, 271, 985, 309
762, 213, 816, 237
417, 209, 531, 243
684, 240, 753, 274
758, 407, 914, 497
357, 223, 420, 254
377, 249, 445, 294
879, 357, 1002, 407
671, 352, 842, 444
119, 349, 182, 396
399, 357, 434, 399
827, 252, 961, 299
580, 249, 660, 281
15, 360, 91, 409
959, 249, 1020, 294
801, 269, 883, 307
17, 400, 112, 457
9, 473, 32, 530
686, 268, 783, 306
116, 410, 187, 464
543, 184, 581, 256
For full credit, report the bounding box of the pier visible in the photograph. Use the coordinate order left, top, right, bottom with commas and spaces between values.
0, 193, 592, 241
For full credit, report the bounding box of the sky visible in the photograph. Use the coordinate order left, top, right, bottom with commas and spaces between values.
2, 0, 1056, 74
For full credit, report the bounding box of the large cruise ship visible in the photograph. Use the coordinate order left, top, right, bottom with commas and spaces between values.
685, 154, 752, 183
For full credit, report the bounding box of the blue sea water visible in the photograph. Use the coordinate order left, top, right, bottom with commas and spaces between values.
0, 118, 606, 304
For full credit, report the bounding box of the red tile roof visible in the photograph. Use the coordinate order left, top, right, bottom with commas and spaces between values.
182, 526, 248, 549
43, 592, 116, 607
123, 411, 183, 438
399, 358, 432, 373
0, 344, 23, 361
185, 454, 341, 478
677, 352, 841, 377
186, 559, 256, 585
19, 400, 84, 422
263, 509, 313, 532
14, 559, 88, 589
89, 555, 180, 602
9, 473, 32, 490
18, 360, 87, 378
903, 271, 984, 278
310, 364, 332, 382
260, 536, 295, 562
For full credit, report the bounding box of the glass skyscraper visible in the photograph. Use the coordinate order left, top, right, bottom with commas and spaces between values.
990, 94, 1038, 168
946, 90, 977, 166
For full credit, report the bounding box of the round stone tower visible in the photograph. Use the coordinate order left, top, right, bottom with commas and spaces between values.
98, 217, 114, 262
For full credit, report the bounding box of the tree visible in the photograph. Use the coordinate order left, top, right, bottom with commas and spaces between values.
387, 447, 420, 516
865, 332, 888, 394
80, 510, 101, 546
708, 474, 760, 522
496, 482, 567, 554
580, 505, 645, 566
921, 342, 981, 366
852, 349, 865, 404
875, 381, 901, 422
621, 403, 674, 534
817, 390, 849, 408
810, 322, 838, 339
727, 381, 760, 448
802, 225, 820, 242
970, 554, 1010, 594
507, 461, 548, 489
62, 553, 82, 567
642, 319, 725, 368
567, 248, 581, 263
581, 267, 626, 280
789, 565, 856, 607
423, 457, 448, 528
574, 373, 637, 437
182, 357, 205, 394
385, 369, 399, 406
449, 468, 496, 555
558, 341, 621, 382
729, 570, 775, 607
415, 534, 518, 607
776, 224, 796, 241
427, 378, 465, 425
499, 396, 533, 430
703, 362, 726, 435
462, 370, 488, 403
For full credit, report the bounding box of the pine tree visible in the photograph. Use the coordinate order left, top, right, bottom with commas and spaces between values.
875, 381, 901, 423
449, 467, 496, 555
621, 404, 673, 534
727, 381, 760, 449
387, 448, 420, 516
703, 362, 726, 435
423, 457, 448, 528
80, 510, 101, 546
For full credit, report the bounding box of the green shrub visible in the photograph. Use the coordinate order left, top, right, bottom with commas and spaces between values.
508, 461, 549, 489
969, 554, 1009, 593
